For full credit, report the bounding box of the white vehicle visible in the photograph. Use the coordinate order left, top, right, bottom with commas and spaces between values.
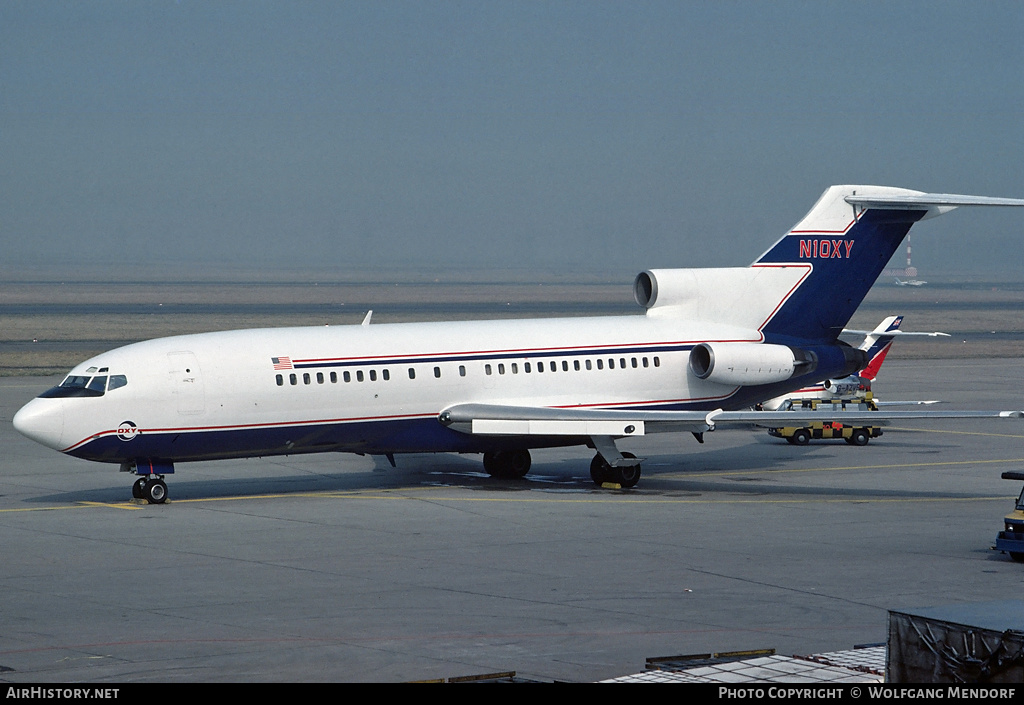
759, 315, 948, 412
14, 185, 1024, 502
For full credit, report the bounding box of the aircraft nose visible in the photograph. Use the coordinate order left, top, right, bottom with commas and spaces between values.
13, 398, 65, 450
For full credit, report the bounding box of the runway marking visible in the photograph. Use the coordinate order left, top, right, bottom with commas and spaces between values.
1, 468, 1018, 511
77, 500, 141, 511
673, 457, 1024, 479
146, 487, 1016, 506
0, 501, 141, 514
0, 486, 456, 512
890, 426, 1024, 439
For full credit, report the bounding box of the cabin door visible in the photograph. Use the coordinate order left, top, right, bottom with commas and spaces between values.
167, 351, 206, 415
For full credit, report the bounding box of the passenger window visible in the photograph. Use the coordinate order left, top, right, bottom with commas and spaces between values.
549, 361, 556, 372
498, 363, 505, 374
330, 372, 337, 383
434, 367, 441, 378
409, 368, 416, 379
608, 359, 615, 369
344, 371, 351, 383
574, 360, 580, 371
620, 358, 626, 369
459, 365, 466, 377
383, 369, 390, 381
317, 372, 324, 384
303, 373, 311, 385
525, 362, 531, 373
356, 370, 364, 382
642, 357, 649, 368
511, 363, 518, 374
276, 374, 284, 386
597, 359, 604, 370
485, 364, 492, 375
586, 360, 592, 370
370, 370, 377, 381
108, 375, 128, 391
654, 357, 661, 367
537, 362, 544, 373
290, 374, 297, 385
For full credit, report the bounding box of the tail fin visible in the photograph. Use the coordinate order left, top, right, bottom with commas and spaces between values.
844, 315, 951, 380
755, 186, 1024, 343
856, 315, 903, 380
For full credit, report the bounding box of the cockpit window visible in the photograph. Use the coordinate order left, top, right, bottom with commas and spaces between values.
38, 373, 128, 398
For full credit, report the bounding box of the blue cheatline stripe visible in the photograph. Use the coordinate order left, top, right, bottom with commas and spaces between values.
291, 343, 697, 369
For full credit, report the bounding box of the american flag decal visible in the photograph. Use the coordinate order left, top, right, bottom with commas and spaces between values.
272, 356, 293, 370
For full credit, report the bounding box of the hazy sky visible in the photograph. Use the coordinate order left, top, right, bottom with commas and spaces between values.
3, 1, 1023, 278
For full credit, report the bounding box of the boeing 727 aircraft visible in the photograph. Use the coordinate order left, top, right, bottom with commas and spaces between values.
13, 185, 1024, 502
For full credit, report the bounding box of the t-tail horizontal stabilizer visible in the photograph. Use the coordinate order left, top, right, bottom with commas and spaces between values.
755, 186, 1024, 343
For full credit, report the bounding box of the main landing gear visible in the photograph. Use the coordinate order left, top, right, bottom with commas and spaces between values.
480, 448, 644, 488
122, 460, 174, 504
482, 450, 532, 479
480, 445, 644, 488
589, 452, 641, 488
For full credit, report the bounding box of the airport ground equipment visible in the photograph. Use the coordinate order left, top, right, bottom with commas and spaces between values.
767, 396, 881, 446
995, 471, 1024, 562
888, 601, 1024, 682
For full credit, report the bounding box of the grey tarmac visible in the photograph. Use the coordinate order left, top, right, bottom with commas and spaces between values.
1, 359, 1023, 682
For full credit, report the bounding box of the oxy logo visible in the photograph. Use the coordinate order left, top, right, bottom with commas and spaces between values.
117, 421, 140, 442
799, 239, 854, 259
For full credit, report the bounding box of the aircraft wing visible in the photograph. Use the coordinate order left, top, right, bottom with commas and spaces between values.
874, 400, 942, 407
438, 403, 1024, 437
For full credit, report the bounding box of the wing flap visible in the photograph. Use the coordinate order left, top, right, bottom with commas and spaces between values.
439, 403, 1024, 437
472, 418, 645, 437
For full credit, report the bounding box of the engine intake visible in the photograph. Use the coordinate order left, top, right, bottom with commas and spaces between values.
689, 342, 818, 386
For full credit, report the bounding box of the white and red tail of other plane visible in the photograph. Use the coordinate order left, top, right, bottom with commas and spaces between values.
759, 315, 949, 409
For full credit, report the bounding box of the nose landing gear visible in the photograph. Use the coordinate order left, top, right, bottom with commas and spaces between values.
131, 476, 168, 504
121, 460, 174, 504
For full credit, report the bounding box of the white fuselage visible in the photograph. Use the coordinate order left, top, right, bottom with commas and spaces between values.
16, 312, 766, 463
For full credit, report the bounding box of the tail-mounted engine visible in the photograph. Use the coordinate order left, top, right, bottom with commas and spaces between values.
689, 342, 818, 387
824, 375, 871, 397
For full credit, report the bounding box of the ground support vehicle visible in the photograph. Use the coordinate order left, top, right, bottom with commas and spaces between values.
995, 471, 1024, 562
766, 396, 882, 446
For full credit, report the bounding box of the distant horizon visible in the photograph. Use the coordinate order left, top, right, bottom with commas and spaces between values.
1, 259, 1022, 286
5, 3, 1023, 277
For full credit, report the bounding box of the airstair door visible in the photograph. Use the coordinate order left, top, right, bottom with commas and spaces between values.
167, 351, 205, 415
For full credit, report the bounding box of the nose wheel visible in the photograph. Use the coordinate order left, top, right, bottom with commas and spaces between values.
122, 460, 174, 504
132, 476, 168, 504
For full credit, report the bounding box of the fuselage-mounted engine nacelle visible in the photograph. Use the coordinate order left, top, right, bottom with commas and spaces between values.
824, 375, 871, 397
688, 342, 819, 387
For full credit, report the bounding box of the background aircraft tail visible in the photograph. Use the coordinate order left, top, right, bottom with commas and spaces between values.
856, 315, 903, 380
